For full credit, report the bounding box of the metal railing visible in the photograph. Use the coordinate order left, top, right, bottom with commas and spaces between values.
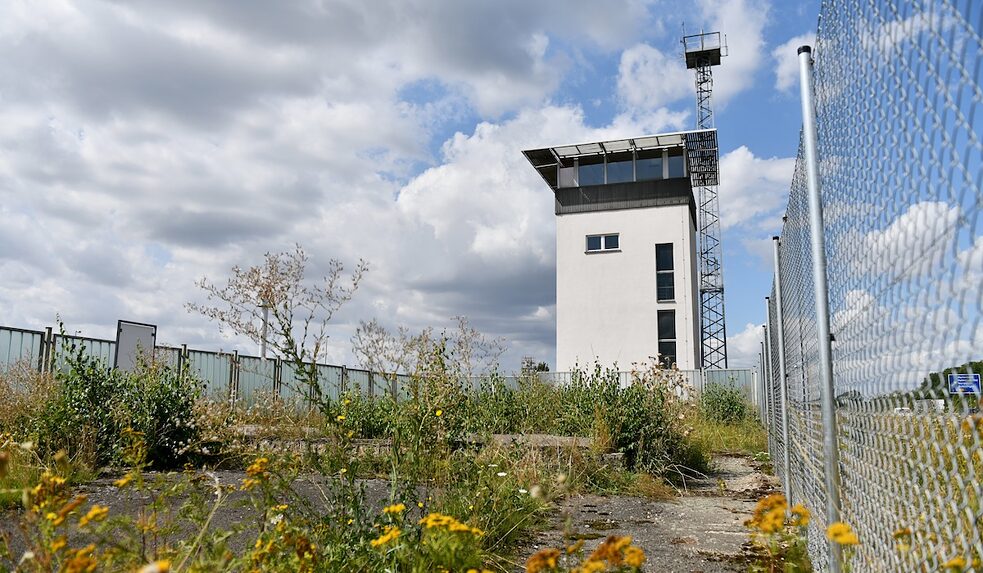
761, 1, 981, 570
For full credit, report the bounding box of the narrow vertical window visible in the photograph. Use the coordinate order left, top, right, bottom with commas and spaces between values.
658, 309, 677, 367
656, 243, 674, 301
667, 147, 686, 178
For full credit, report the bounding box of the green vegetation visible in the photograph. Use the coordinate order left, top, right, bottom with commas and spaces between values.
0, 336, 719, 571
687, 383, 766, 456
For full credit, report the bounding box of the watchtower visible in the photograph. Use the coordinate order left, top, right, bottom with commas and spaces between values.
683, 30, 730, 369
523, 129, 719, 371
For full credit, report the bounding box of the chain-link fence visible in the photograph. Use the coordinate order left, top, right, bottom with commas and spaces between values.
762, 0, 982, 570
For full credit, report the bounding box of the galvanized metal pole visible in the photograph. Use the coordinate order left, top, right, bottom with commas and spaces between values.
772, 237, 793, 502
798, 44, 843, 571
764, 302, 775, 434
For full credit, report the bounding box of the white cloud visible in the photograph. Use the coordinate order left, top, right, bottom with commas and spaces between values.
698, 0, 770, 105
617, 43, 692, 111
847, 201, 961, 281
771, 32, 815, 92
717, 146, 796, 229
727, 322, 765, 367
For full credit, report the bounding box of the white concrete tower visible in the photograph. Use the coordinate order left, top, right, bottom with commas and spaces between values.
523, 130, 719, 372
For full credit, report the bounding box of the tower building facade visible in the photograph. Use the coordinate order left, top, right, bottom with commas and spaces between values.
523, 130, 719, 371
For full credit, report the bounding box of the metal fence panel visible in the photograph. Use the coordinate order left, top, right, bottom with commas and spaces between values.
766, 1, 982, 569
154, 346, 182, 369
237, 356, 276, 405
52, 335, 116, 372
186, 350, 232, 400
316, 364, 344, 401
347, 369, 372, 397
0, 327, 44, 370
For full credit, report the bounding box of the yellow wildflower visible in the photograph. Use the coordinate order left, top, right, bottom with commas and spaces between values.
51, 536, 67, 551
56, 495, 87, 521
942, 556, 966, 570
435, 409, 443, 417
78, 505, 109, 527
63, 543, 96, 573
138, 561, 172, 573
382, 503, 406, 514
746, 493, 789, 534
114, 474, 133, 488
336, 415, 346, 422
245, 457, 269, 477
566, 539, 584, 554
624, 544, 646, 568
240, 478, 261, 491
892, 527, 912, 539
587, 535, 633, 566
790, 503, 810, 527
525, 547, 560, 573
826, 522, 859, 546
370, 525, 401, 547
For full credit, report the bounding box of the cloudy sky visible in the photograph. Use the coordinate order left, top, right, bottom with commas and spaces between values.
0, 0, 821, 370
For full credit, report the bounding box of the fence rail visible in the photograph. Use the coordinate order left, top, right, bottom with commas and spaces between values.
0, 324, 756, 407
761, 1, 981, 570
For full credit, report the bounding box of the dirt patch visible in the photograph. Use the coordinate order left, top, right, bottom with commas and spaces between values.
520, 455, 778, 572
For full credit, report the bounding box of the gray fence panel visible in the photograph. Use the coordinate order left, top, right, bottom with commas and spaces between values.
345, 369, 371, 396
316, 364, 344, 401
154, 346, 182, 369
51, 335, 116, 371
186, 350, 232, 400
237, 356, 276, 405
0, 327, 44, 370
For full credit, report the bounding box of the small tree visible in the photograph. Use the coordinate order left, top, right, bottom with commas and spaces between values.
187, 244, 367, 408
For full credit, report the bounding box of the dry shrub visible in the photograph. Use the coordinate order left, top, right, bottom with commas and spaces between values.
0, 361, 57, 436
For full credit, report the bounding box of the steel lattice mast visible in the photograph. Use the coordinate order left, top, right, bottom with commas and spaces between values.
683, 31, 729, 369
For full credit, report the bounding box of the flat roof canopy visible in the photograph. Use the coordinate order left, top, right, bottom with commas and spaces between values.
522, 128, 719, 189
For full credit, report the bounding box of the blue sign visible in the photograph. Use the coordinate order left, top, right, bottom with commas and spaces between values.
948, 373, 981, 394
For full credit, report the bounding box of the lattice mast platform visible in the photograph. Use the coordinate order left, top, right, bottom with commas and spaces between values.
683, 31, 729, 369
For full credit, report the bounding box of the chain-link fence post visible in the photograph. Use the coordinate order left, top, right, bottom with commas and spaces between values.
759, 338, 768, 424
771, 237, 793, 503
798, 44, 843, 571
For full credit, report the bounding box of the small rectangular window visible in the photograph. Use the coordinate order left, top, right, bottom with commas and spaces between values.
586, 233, 620, 252
656, 243, 674, 301
658, 310, 676, 367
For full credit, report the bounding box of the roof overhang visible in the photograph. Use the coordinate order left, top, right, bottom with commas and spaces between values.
522, 128, 719, 189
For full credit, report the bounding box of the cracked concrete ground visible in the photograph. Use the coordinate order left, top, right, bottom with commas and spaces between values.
519, 455, 778, 572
